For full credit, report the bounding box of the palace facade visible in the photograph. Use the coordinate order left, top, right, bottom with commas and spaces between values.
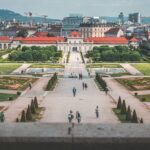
0, 31, 139, 52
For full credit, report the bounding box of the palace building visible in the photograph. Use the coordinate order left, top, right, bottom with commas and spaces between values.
0, 31, 139, 52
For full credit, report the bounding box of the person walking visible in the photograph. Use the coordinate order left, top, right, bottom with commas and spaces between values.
72, 87, 77, 97
82, 82, 85, 90
68, 110, 74, 123
95, 106, 99, 118
76, 111, 81, 123
85, 83, 88, 90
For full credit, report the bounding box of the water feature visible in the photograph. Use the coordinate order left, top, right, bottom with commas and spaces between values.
89, 68, 126, 75
26, 68, 64, 74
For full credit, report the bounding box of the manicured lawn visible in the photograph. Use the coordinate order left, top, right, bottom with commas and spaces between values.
111, 72, 130, 77
87, 63, 122, 68
0, 63, 21, 75
137, 94, 150, 102
116, 77, 150, 91
31, 63, 64, 68
0, 93, 18, 102
132, 63, 150, 75
0, 76, 38, 90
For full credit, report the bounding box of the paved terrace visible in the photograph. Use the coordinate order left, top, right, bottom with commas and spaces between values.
0, 123, 150, 150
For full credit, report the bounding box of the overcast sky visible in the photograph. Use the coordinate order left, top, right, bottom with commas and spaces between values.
1, 0, 150, 19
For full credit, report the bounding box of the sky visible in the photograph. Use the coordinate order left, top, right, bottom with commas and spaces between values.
0, 0, 150, 19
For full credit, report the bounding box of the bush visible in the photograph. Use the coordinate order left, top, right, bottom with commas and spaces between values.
141, 97, 146, 102
34, 96, 38, 109
95, 73, 108, 91
126, 106, 132, 121
134, 93, 138, 96
131, 110, 138, 123
140, 118, 144, 123
20, 110, 26, 122
121, 100, 126, 114
26, 105, 32, 121
117, 96, 122, 109
16, 118, 19, 122
17, 91, 22, 96
31, 99, 36, 114
46, 73, 58, 90
8, 96, 13, 101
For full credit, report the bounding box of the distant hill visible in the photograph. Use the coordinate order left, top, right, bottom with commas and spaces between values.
0, 9, 60, 23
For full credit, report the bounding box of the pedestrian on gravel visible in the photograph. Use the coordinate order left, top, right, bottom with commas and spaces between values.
68, 110, 74, 123
82, 82, 85, 90
72, 87, 77, 97
85, 83, 88, 90
95, 106, 99, 118
76, 111, 81, 123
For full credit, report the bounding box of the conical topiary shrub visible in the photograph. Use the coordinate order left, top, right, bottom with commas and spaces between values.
16, 118, 19, 122
31, 99, 36, 114
34, 96, 38, 109
140, 118, 143, 123
131, 110, 138, 123
121, 100, 126, 114
126, 106, 132, 121
20, 110, 26, 122
117, 96, 122, 109
26, 105, 32, 121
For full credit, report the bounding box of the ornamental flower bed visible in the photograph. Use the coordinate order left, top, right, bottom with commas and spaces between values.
0, 76, 38, 90
116, 77, 150, 91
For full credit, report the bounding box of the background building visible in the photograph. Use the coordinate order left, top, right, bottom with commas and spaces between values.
61, 14, 83, 37
79, 23, 116, 38
128, 13, 141, 24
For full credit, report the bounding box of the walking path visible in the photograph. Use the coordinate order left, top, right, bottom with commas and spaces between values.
40, 51, 119, 123
11, 63, 31, 74
121, 63, 143, 75
131, 90, 150, 95
4, 77, 50, 122
104, 77, 150, 123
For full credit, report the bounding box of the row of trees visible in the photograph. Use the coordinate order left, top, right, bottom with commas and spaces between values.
117, 96, 143, 123
66, 51, 70, 63
95, 73, 108, 92
17, 96, 38, 122
86, 46, 141, 62
46, 73, 58, 91
80, 51, 85, 63
9, 46, 62, 62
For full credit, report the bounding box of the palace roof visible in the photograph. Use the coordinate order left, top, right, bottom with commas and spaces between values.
69, 31, 81, 37
84, 37, 129, 44
0, 36, 11, 43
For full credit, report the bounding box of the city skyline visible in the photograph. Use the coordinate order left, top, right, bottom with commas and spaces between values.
0, 0, 150, 19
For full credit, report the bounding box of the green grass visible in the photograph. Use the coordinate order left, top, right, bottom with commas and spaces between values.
113, 108, 130, 123
31, 63, 64, 68
0, 93, 18, 102
132, 63, 150, 75
137, 94, 150, 102
0, 63, 21, 75
111, 72, 130, 77
87, 63, 122, 68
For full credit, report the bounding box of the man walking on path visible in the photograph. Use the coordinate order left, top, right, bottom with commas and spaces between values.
95, 106, 99, 118
76, 111, 81, 123
72, 87, 77, 97
68, 110, 74, 123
